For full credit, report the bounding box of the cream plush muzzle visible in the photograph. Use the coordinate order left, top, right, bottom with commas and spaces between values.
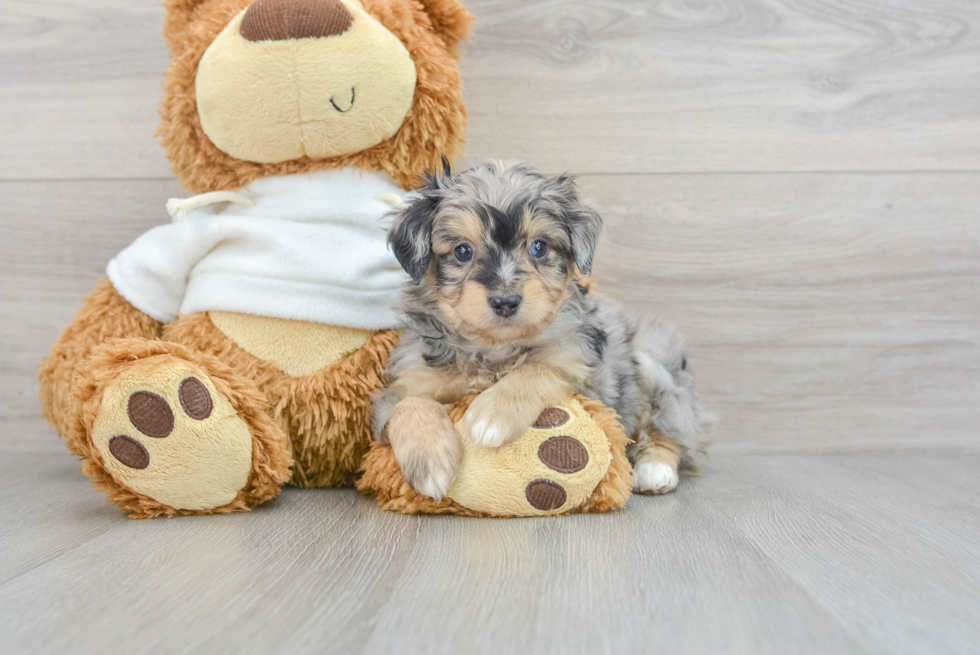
196, 0, 418, 164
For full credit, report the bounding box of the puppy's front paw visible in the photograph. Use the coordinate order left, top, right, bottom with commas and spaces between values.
398, 445, 458, 500
387, 398, 461, 500
463, 390, 533, 448
633, 462, 679, 495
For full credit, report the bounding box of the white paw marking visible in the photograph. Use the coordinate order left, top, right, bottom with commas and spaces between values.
634, 462, 679, 494
417, 469, 452, 501
468, 418, 506, 447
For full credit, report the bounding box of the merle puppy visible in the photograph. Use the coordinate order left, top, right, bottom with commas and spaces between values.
373, 160, 709, 500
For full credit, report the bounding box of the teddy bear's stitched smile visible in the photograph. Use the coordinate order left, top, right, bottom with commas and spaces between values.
329, 87, 355, 113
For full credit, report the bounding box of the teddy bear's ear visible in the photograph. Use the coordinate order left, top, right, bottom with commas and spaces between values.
162, 0, 213, 47
415, 0, 474, 51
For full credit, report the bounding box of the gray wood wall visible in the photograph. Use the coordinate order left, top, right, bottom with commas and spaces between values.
2, 0, 978, 453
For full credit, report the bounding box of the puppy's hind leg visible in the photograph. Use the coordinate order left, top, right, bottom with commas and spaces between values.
629, 366, 708, 495
386, 397, 461, 500
629, 318, 711, 495
631, 431, 681, 495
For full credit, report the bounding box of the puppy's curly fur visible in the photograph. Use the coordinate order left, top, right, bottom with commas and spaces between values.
374, 160, 710, 499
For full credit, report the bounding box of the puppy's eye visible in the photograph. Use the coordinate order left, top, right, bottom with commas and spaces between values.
529, 239, 549, 258
454, 243, 474, 263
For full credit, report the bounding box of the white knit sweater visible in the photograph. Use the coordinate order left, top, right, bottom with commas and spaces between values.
107, 168, 410, 330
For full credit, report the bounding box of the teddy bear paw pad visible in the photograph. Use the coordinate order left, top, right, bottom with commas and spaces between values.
525, 478, 567, 511
90, 358, 253, 511
537, 436, 589, 473
447, 399, 613, 516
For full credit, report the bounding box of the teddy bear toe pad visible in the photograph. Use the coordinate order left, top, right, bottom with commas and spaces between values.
91, 358, 253, 511
537, 435, 589, 473
447, 399, 612, 516
107, 436, 149, 470
525, 479, 567, 511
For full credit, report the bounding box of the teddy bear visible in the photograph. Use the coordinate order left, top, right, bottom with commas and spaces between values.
38, 0, 633, 518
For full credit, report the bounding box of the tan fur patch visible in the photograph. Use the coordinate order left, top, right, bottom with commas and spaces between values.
441, 279, 559, 346
209, 311, 374, 377
518, 277, 565, 332
633, 431, 683, 471
385, 396, 460, 494
462, 363, 575, 446
432, 211, 483, 254
525, 345, 592, 385
522, 211, 570, 251
392, 364, 475, 404
447, 279, 492, 334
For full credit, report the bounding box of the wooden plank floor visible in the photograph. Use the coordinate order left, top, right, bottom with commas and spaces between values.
2, 0, 979, 652
1, 449, 979, 655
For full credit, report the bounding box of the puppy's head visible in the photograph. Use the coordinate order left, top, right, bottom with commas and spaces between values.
388, 160, 604, 345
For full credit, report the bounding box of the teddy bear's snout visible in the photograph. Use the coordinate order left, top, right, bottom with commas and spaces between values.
241, 0, 354, 42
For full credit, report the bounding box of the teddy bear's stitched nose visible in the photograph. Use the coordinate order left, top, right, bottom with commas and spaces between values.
241, 0, 354, 42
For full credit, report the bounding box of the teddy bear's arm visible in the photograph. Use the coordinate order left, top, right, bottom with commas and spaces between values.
39, 277, 162, 438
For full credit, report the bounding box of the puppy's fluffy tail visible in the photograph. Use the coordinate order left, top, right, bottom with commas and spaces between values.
633, 318, 716, 472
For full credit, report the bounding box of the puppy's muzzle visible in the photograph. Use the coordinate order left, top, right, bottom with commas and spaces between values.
489, 294, 522, 318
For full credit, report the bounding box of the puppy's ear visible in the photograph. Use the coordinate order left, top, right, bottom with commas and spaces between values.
551, 175, 605, 275
389, 164, 452, 282
389, 196, 438, 283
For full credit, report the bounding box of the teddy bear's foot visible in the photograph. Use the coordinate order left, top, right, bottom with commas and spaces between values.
72, 339, 293, 517
91, 360, 252, 511
358, 394, 633, 517
446, 399, 615, 516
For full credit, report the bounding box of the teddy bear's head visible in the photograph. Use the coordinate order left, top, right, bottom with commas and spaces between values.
160, 0, 472, 192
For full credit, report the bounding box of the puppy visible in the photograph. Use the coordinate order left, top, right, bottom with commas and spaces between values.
373, 160, 710, 500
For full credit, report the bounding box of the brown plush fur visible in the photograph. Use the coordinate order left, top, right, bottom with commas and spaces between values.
357, 394, 633, 516
414, 0, 472, 50
69, 338, 294, 519
159, 0, 474, 193
163, 313, 400, 487
39, 278, 163, 438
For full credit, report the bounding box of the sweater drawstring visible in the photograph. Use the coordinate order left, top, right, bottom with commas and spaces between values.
166, 191, 254, 222
376, 193, 407, 210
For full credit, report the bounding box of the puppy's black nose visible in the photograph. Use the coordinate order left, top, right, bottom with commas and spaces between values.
489, 294, 522, 318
